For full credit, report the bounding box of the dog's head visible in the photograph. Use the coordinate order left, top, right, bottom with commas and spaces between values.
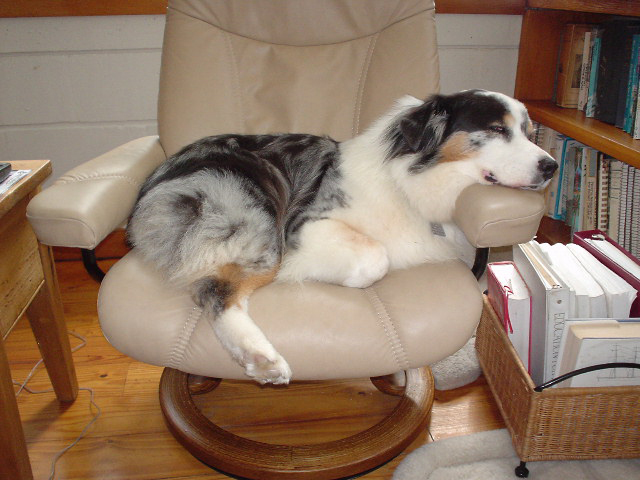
386, 90, 557, 190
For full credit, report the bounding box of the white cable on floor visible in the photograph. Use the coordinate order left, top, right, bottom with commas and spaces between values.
13, 331, 101, 480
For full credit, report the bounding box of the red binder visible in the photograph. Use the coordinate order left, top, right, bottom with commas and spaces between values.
573, 229, 640, 317
487, 261, 533, 371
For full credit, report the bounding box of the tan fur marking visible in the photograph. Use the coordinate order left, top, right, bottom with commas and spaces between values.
438, 132, 474, 163
526, 119, 534, 136
503, 113, 516, 128
217, 263, 279, 308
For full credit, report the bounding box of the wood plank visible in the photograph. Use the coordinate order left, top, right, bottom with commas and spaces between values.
430, 377, 505, 440
536, 215, 571, 245
528, 0, 640, 17
26, 242, 78, 402
0, 197, 44, 339
3, 0, 526, 18
1, 161, 50, 218
514, 10, 606, 101
0, 0, 168, 18
525, 100, 640, 169
436, 0, 524, 14
0, 335, 34, 480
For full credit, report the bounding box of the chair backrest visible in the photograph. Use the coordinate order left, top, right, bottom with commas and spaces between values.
157, 0, 440, 156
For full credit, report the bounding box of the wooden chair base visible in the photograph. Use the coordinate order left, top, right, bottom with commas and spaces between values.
159, 367, 435, 480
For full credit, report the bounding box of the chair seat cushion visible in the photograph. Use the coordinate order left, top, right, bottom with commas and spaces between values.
98, 250, 482, 380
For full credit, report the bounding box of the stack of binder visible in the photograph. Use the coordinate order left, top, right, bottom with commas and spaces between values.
492, 230, 639, 387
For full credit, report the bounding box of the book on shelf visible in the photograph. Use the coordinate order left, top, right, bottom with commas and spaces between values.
511, 238, 639, 387
585, 27, 602, 117
581, 146, 598, 231
531, 123, 640, 251
577, 28, 594, 111
555, 137, 580, 221
608, 159, 624, 242
556, 24, 592, 108
624, 34, 640, 133
595, 20, 640, 126
556, 319, 640, 388
553, 19, 640, 139
596, 154, 610, 232
534, 124, 566, 218
487, 261, 532, 371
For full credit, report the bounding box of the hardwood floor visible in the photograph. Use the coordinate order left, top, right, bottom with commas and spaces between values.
5, 256, 505, 480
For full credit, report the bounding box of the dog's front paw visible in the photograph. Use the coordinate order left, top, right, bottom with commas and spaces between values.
342, 246, 389, 288
243, 350, 292, 385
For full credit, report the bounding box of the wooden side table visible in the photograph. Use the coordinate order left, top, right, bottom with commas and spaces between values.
0, 160, 79, 480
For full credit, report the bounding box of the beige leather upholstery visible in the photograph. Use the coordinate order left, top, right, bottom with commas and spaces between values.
27, 136, 166, 249
455, 185, 546, 248
99, 250, 481, 380
158, 0, 440, 155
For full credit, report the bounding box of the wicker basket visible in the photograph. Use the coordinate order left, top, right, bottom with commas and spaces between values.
476, 296, 640, 462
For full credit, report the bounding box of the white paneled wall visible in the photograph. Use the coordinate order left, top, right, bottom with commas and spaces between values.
0, 14, 521, 184
0, 15, 163, 184
437, 15, 522, 94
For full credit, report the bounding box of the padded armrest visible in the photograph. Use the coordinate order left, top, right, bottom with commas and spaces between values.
453, 184, 546, 248
27, 136, 166, 249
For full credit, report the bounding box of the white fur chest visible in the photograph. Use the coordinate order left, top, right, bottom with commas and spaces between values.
333, 141, 458, 269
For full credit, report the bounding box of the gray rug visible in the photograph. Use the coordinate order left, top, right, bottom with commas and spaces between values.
393, 429, 640, 480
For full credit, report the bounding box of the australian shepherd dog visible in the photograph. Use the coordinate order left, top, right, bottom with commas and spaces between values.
127, 90, 557, 384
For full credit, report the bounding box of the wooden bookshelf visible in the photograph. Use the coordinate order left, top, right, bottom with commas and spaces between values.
524, 101, 640, 169
515, 1, 640, 243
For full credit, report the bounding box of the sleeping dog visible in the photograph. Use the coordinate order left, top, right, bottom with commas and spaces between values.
127, 89, 557, 384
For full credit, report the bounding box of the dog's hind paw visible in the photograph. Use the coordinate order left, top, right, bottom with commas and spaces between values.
244, 351, 292, 385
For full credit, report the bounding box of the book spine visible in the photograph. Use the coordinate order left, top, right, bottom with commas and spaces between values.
567, 145, 581, 232
624, 35, 640, 132
619, 163, 630, 250
556, 139, 574, 220
546, 288, 570, 382
608, 160, 623, 242
597, 153, 610, 232
578, 31, 593, 111
586, 31, 601, 117
582, 148, 598, 230
543, 129, 563, 217
556, 24, 588, 108
632, 167, 640, 258
634, 75, 640, 138
628, 167, 638, 257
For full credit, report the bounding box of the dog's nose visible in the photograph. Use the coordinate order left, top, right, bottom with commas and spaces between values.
538, 156, 558, 180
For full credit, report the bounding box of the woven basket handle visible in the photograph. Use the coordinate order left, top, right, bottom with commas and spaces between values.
534, 362, 640, 391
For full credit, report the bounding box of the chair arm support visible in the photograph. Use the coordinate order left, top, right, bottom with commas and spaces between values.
27, 136, 167, 249
453, 184, 546, 248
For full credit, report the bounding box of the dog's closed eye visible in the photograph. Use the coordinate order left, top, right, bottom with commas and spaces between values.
488, 125, 507, 135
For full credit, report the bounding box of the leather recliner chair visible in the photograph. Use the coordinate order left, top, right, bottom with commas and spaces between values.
27, 1, 545, 478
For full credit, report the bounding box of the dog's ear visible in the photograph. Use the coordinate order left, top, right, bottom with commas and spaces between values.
397, 95, 451, 172
399, 95, 449, 152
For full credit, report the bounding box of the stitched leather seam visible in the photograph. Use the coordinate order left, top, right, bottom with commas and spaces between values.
55, 173, 141, 187
353, 32, 379, 136
166, 306, 202, 369
472, 209, 546, 247
364, 286, 409, 371
222, 30, 246, 133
